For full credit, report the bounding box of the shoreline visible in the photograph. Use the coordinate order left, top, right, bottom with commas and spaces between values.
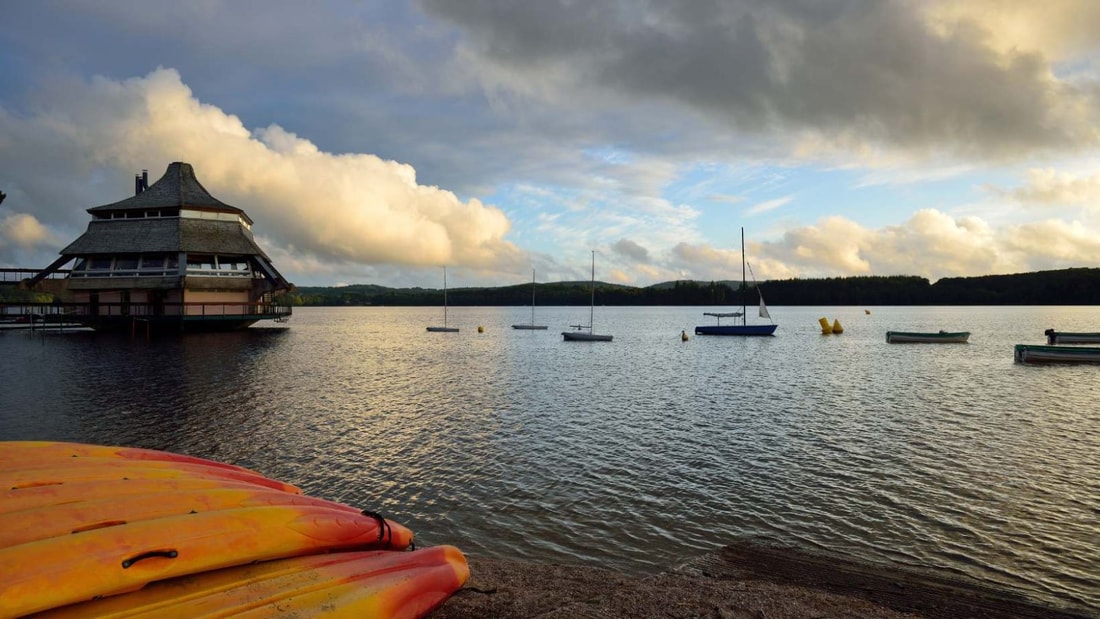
433, 540, 1092, 618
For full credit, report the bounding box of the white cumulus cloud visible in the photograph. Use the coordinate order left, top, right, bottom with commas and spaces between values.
0, 68, 524, 282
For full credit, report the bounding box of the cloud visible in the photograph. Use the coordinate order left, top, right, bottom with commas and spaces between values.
611, 238, 649, 262
991, 168, 1100, 206
0, 68, 524, 280
1001, 219, 1100, 267
753, 210, 1020, 280
746, 195, 792, 216
423, 0, 1100, 161
0, 211, 61, 265
923, 0, 1100, 61
663, 208, 1100, 283
669, 242, 742, 281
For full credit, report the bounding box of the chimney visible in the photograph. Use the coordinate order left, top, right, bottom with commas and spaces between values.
134, 169, 150, 195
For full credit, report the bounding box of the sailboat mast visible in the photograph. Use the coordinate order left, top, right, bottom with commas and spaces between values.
741, 227, 746, 325
531, 269, 536, 323
589, 251, 595, 330
443, 266, 448, 328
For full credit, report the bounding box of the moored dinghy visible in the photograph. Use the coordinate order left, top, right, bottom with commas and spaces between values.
1015, 344, 1100, 364
885, 330, 970, 344
1044, 328, 1100, 344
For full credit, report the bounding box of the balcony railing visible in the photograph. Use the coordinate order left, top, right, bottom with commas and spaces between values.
0, 301, 292, 322
0, 268, 71, 283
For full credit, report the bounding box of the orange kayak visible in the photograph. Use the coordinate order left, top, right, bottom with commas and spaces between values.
0, 457, 300, 494
0, 441, 260, 474
0, 442, 454, 618
30, 545, 469, 619
0, 485, 370, 548
1, 504, 415, 617
1, 477, 298, 516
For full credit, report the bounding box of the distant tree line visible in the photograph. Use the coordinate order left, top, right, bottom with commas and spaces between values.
279, 268, 1100, 307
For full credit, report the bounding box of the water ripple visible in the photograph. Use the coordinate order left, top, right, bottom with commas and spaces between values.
0, 306, 1096, 613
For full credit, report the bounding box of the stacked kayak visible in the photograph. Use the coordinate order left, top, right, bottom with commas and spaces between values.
0, 441, 468, 618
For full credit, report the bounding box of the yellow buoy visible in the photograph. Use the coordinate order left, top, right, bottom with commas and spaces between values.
832, 319, 844, 334
681, 330, 689, 342
865, 309, 871, 315
477, 325, 484, 333
818, 317, 833, 334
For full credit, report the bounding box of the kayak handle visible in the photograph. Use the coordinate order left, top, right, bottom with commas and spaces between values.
122, 549, 178, 568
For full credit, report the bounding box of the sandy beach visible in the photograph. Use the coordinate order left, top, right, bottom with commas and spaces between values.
432, 540, 1093, 618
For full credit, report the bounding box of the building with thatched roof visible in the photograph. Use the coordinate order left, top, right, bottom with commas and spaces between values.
30, 162, 292, 331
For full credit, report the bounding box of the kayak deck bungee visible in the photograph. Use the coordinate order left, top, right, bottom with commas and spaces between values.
0, 504, 415, 617
0, 458, 301, 494
0, 486, 372, 548
29, 546, 470, 619
0, 441, 259, 474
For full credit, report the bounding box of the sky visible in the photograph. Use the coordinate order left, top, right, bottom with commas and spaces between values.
2, 1, 1100, 289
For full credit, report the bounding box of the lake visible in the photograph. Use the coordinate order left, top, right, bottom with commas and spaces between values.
1, 305, 1097, 613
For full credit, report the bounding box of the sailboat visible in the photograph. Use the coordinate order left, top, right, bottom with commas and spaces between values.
694, 228, 777, 336
426, 266, 459, 332
512, 269, 548, 330
563, 251, 613, 342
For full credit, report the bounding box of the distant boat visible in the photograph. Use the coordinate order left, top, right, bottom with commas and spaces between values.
1015, 343, 1100, 364
562, 251, 612, 342
885, 330, 969, 343
512, 270, 548, 330
1044, 329, 1100, 344
426, 266, 459, 333
694, 228, 777, 336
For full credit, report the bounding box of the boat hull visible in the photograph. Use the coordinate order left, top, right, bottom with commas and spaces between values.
562, 331, 612, 342
1044, 329, 1100, 344
694, 324, 777, 336
512, 324, 548, 330
1015, 344, 1100, 364
885, 331, 969, 343
426, 326, 459, 332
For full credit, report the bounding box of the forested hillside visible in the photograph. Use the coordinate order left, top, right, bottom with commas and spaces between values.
281, 268, 1100, 306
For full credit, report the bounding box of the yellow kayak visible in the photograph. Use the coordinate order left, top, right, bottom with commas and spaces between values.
1, 504, 416, 616
29, 545, 469, 619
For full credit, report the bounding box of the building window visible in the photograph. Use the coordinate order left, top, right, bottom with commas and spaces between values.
219, 258, 250, 273
70, 254, 185, 278
139, 255, 164, 270
186, 255, 217, 273
113, 255, 139, 277
183, 254, 251, 277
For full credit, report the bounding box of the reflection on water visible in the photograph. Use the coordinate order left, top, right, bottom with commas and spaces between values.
1, 305, 1097, 613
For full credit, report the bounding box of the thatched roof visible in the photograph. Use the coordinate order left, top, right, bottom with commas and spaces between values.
88, 162, 250, 223
60, 218, 270, 258
29, 162, 290, 291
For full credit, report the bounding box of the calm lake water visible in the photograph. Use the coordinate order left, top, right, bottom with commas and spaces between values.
1, 305, 1097, 613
